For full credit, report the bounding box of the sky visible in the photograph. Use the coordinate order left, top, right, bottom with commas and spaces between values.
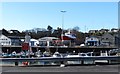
0, 2, 118, 32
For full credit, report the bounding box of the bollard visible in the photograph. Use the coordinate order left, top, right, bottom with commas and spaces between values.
108, 60, 111, 64
81, 60, 84, 65
93, 60, 95, 64
60, 61, 65, 67
15, 62, 18, 66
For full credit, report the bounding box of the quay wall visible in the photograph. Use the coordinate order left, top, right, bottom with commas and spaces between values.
1, 46, 117, 54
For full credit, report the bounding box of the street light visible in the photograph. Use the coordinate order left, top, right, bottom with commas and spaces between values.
61, 10, 66, 43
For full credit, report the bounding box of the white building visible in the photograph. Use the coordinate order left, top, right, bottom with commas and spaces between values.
85, 36, 100, 46
0, 34, 11, 45
0, 34, 22, 46
30, 39, 39, 46
38, 37, 59, 46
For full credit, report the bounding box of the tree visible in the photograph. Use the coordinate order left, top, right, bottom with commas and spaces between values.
47, 25, 53, 31
1, 28, 9, 36
73, 26, 80, 32
51, 27, 62, 38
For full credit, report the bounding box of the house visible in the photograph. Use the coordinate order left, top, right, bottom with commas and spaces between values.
89, 30, 98, 33
0, 33, 23, 46
0, 29, 25, 46
8, 30, 20, 34
8, 36, 22, 46
38, 37, 60, 46
100, 33, 115, 46
99, 29, 109, 33
85, 36, 100, 46
0, 34, 11, 45
30, 39, 39, 46
111, 28, 118, 33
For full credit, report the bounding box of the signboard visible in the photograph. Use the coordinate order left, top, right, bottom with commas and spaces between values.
22, 43, 29, 50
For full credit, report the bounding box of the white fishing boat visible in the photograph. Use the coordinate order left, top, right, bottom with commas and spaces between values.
65, 52, 93, 58
52, 52, 62, 58
95, 51, 109, 64
65, 52, 94, 64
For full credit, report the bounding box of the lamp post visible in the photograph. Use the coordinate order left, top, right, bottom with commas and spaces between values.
61, 10, 66, 43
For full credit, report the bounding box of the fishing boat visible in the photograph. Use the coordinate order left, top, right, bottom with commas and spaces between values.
52, 52, 62, 58
61, 30, 76, 40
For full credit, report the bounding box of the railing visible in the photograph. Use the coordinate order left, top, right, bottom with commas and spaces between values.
0, 45, 118, 48
1, 56, 120, 66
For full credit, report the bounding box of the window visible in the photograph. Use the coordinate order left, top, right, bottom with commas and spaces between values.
106, 38, 108, 40
91, 38, 93, 40
102, 38, 104, 40
9, 41, 10, 44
